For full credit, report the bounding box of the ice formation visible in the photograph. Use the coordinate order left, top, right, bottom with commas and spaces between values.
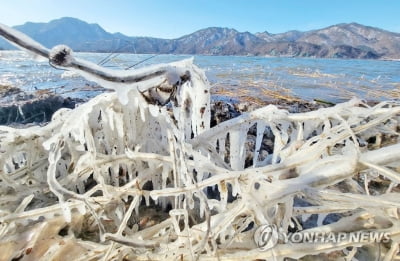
1, 23, 400, 260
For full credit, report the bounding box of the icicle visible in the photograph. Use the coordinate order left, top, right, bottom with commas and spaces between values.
231, 179, 240, 197
218, 136, 226, 158
254, 121, 267, 167
229, 125, 248, 170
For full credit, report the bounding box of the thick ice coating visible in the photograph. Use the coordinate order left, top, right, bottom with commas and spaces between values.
1, 24, 400, 261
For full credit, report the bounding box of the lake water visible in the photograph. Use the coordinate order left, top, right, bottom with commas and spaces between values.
1, 51, 400, 103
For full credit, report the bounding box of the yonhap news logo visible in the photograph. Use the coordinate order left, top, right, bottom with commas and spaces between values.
253, 224, 280, 251
254, 224, 390, 251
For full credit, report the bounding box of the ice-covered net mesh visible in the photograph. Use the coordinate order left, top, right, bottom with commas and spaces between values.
1, 24, 400, 260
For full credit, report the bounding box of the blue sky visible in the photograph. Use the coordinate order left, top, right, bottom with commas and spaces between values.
1, 0, 399, 38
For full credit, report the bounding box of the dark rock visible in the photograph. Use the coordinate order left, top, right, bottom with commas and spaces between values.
0, 85, 22, 98
0, 92, 84, 125
210, 101, 241, 127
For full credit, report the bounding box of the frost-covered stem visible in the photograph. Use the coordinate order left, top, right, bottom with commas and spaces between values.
384, 243, 400, 261
103, 234, 160, 248
304, 188, 400, 209
293, 206, 355, 215
117, 196, 140, 235
0, 200, 85, 223
0, 23, 49, 57
360, 161, 400, 183
104, 196, 159, 248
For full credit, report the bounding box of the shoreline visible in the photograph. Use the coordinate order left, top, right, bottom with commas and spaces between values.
2, 49, 400, 61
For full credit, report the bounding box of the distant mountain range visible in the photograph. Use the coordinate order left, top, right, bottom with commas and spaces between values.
1, 17, 400, 59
